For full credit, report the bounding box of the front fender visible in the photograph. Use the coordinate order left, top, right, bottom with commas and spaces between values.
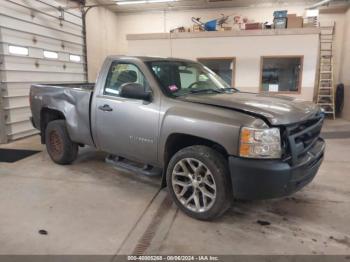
158, 107, 242, 166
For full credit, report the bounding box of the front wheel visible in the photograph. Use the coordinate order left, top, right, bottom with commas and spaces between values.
166, 145, 231, 220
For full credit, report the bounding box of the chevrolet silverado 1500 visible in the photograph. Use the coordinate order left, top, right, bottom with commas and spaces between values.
30, 56, 325, 220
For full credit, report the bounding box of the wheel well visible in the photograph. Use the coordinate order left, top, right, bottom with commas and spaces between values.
164, 133, 228, 167
161, 134, 229, 188
40, 108, 65, 144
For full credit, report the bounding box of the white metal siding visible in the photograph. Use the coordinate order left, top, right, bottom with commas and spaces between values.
0, 0, 86, 143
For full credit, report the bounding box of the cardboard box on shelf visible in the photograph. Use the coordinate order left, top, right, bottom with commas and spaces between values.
303, 22, 316, 28
245, 23, 263, 30
193, 24, 204, 32
232, 23, 241, 31
287, 14, 303, 28
218, 26, 232, 31
170, 27, 186, 33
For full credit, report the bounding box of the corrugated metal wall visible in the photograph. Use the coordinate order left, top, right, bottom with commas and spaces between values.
0, 0, 86, 143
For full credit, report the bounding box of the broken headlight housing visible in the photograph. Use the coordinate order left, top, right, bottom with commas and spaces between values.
239, 127, 281, 159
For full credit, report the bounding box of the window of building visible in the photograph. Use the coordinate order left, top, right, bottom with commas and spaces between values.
198, 58, 235, 87
69, 54, 81, 62
43, 50, 58, 59
8, 45, 29, 56
261, 56, 303, 93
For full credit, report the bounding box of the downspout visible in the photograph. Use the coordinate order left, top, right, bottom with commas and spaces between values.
81, 4, 93, 82
80, 2, 117, 82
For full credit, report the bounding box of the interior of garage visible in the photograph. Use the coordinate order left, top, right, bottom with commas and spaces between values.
86, 0, 350, 105
0, 0, 350, 259
0, 0, 350, 142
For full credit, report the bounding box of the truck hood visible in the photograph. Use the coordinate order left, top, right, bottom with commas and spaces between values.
181, 92, 321, 125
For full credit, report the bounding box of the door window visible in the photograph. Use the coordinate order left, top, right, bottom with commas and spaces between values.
104, 62, 149, 96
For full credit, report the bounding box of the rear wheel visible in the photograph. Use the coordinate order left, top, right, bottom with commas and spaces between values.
166, 145, 231, 220
45, 120, 78, 165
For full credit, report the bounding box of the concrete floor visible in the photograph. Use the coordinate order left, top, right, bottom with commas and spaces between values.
0, 119, 349, 255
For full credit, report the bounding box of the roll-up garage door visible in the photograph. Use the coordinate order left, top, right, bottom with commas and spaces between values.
0, 0, 86, 143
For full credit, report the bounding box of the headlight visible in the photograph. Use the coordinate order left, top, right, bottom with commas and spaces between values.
239, 127, 281, 159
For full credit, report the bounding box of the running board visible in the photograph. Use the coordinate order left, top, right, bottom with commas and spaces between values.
105, 155, 162, 177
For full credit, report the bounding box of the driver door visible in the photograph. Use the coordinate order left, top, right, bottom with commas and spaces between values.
94, 61, 160, 165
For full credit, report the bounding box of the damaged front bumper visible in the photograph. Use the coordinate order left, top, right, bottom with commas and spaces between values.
228, 138, 325, 200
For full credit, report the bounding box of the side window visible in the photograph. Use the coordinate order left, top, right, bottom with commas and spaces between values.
104, 62, 149, 97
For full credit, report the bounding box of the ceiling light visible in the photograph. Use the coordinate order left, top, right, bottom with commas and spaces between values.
116, 1, 147, 5
149, 0, 176, 3
115, 0, 175, 5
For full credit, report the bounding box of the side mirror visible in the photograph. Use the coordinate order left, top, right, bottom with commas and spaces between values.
119, 83, 152, 101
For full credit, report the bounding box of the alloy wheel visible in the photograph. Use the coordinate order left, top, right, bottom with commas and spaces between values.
171, 158, 217, 213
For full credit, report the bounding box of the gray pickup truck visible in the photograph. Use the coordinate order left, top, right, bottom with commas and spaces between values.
30, 56, 325, 220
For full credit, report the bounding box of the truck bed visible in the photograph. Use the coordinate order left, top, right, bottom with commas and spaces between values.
39, 83, 96, 91
30, 82, 95, 147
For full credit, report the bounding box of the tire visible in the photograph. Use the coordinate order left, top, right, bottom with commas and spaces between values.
335, 83, 344, 117
45, 120, 78, 165
166, 145, 231, 221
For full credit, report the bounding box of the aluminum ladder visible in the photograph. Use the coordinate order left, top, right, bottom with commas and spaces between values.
317, 24, 336, 119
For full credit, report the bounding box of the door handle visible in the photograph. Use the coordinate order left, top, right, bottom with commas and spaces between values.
98, 104, 113, 112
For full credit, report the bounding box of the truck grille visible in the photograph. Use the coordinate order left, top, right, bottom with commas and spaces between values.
284, 117, 323, 165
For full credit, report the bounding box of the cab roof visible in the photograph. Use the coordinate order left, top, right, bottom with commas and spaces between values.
107, 55, 195, 63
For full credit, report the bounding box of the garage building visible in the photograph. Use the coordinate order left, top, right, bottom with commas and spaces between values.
0, 0, 349, 259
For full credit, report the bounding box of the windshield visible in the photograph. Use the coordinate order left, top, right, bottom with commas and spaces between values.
146, 60, 237, 97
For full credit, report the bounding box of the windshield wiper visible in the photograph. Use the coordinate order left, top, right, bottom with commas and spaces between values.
188, 89, 224, 94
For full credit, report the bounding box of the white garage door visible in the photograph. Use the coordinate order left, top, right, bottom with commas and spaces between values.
0, 0, 86, 143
